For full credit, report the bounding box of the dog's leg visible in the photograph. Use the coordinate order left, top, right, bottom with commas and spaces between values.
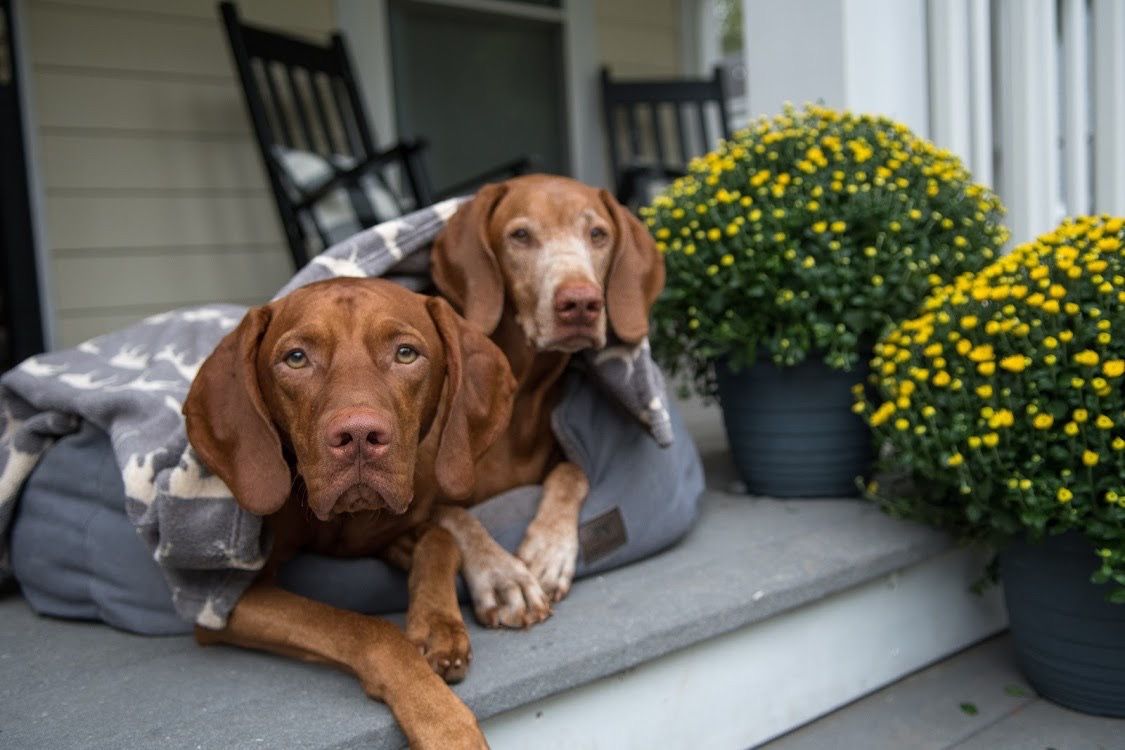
405, 525, 472, 683
195, 584, 487, 750
436, 506, 552, 629
516, 461, 588, 602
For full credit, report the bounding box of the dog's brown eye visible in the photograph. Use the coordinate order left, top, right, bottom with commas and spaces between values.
590, 227, 608, 242
395, 345, 419, 364
510, 227, 531, 243
284, 349, 308, 369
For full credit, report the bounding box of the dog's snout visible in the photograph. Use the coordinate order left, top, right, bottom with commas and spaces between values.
325, 408, 393, 461
554, 282, 603, 326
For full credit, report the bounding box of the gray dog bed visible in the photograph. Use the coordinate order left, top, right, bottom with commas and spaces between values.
1, 199, 703, 635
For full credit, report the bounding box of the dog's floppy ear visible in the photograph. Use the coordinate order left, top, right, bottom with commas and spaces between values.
599, 189, 666, 344
183, 306, 290, 516
426, 296, 516, 500
431, 183, 508, 335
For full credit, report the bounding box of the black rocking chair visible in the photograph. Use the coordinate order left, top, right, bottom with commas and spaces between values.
600, 66, 732, 210
219, 2, 531, 269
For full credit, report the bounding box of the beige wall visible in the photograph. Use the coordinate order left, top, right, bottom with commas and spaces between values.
25, 0, 335, 347
595, 0, 684, 77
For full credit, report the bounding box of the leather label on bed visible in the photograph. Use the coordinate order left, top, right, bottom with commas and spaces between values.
579, 506, 627, 565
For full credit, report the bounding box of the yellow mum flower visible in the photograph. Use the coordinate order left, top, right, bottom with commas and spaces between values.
968, 435, 982, 448
946, 452, 965, 467
1000, 355, 1028, 372
956, 339, 973, 356
1074, 350, 1100, 367
1104, 360, 1125, 378
922, 405, 936, 418
989, 410, 1014, 428
978, 362, 996, 376
1114, 437, 1125, 451
1057, 487, 1073, 503
1096, 415, 1114, 429
1074, 408, 1089, 423
721, 253, 735, 266
1033, 414, 1054, 430
975, 385, 993, 398
969, 344, 994, 362
1083, 450, 1100, 467
960, 315, 979, 329
1064, 421, 1080, 436
830, 220, 847, 233
982, 432, 1000, 447
812, 220, 828, 233
932, 371, 951, 387
707, 228, 722, 241
870, 402, 896, 427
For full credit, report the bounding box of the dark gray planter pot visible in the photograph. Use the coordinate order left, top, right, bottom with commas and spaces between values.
715, 355, 872, 497
1000, 532, 1125, 717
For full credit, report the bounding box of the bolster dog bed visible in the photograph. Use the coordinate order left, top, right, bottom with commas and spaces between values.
0, 199, 703, 636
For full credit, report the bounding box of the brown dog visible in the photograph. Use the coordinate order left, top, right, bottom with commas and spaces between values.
183, 278, 515, 749
430, 174, 664, 627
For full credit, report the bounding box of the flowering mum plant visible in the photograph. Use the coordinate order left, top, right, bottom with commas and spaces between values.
857, 216, 1125, 600
642, 103, 1008, 397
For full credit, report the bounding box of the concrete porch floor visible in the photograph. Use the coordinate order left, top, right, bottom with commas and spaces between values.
763, 634, 1125, 750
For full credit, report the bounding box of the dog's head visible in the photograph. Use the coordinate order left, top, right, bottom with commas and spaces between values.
431, 174, 665, 352
184, 279, 515, 520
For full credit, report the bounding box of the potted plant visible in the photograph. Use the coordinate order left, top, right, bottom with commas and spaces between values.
858, 215, 1125, 716
644, 104, 1007, 497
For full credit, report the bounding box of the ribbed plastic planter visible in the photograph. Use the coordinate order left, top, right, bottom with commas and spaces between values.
715, 355, 871, 497
999, 532, 1125, 717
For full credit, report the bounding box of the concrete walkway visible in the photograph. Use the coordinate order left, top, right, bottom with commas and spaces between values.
763, 635, 1125, 750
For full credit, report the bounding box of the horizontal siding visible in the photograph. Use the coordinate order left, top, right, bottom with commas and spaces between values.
596, 0, 683, 78
26, 0, 334, 347
53, 249, 291, 312
55, 298, 261, 348
45, 194, 284, 250
27, 3, 234, 79
44, 0, 334, 32
35, 70, 247, 136
41, 133, 267, 191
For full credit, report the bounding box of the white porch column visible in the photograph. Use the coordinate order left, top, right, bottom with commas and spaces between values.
994, 0, 1060, 245
741, 0, 930, 137
927, 0, 972, 162
562, 0, 607, 187
1093, 0, 1125, 215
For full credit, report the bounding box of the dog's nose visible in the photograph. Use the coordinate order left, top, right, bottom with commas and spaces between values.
554, 282, 603, 326
325, 408, 392, 461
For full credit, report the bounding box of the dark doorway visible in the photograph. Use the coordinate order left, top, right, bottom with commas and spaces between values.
0, 0, 46, 370
387, 0, 568, 193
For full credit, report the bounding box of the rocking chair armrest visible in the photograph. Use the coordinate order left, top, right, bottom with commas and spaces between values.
435, 155, 535, 199
290, 139, 430, 211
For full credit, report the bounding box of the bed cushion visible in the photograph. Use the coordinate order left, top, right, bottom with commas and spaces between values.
10, 374, 701, 635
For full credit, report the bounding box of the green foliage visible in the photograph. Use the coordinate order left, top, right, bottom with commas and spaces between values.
643, 104, 1007, 397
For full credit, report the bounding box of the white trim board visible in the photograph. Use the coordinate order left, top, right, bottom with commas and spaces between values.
481, 547, 1008, 749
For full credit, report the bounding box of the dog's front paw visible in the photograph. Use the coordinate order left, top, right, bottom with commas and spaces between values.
463, 547, 552, 629
406, 610, 472, 683
517, 518, 578, 604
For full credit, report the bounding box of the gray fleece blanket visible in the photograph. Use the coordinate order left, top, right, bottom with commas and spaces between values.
0, 198, 675, 629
